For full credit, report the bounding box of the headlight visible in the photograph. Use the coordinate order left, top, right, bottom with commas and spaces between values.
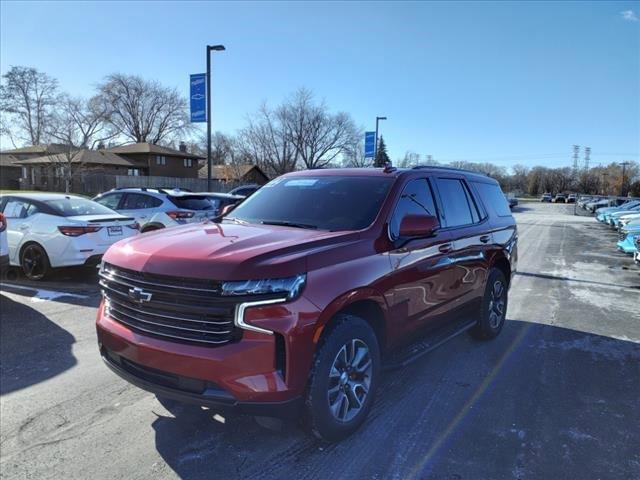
221, 274, 306, 300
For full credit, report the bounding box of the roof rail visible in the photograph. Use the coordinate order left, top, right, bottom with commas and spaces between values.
411, 165, 488, 176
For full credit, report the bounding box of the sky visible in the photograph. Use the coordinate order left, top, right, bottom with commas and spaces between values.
1, 0, 639, 170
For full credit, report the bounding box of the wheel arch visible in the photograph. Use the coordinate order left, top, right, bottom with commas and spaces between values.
141, 222, 165, 233
491, 254, 512, 288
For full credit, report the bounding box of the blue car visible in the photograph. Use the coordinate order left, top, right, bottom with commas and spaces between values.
596, 200, 640, 222
607, 205, 640, 228
618, 233, 640, 254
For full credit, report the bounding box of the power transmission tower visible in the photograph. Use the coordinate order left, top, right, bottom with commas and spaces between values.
572, 145, 580, 176
584, 147, 590, 170
426, 155, 433, 164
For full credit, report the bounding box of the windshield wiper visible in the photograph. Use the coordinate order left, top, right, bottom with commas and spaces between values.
260, 220, 318, 230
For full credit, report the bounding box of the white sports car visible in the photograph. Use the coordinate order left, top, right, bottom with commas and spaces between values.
0, 193, 139, 280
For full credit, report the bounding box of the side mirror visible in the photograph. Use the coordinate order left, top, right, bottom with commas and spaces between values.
399, 214, 439, 238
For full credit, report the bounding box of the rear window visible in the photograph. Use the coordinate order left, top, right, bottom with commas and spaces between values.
168, 195, 214, 211
44, 197, 118, 217
473, 182, 512, 217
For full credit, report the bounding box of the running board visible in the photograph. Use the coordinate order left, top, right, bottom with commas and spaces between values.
382, 319, 477, 371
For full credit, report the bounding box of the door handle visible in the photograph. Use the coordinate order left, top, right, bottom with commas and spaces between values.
438, 243, 453, 254
480, 235, 491, 244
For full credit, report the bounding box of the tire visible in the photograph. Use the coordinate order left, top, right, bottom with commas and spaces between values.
304, 314, 380, 442
471, 268, 508, 340
20, 243, 51, 281
141, 225, 162, 234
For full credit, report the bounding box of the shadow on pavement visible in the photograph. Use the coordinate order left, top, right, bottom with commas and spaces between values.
0, 294, 77, 395
150, 319, 640, 480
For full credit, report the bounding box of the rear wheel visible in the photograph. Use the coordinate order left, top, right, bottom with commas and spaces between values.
20, 243, 50, 281
471, 268, 508, 340
304, 314, 380, 442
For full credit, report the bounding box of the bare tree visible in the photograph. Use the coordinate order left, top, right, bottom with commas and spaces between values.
239, 104, 299, 176
284, 89, 358, 169
97, 73, 191, 145
0, 66, 60, 145
45, 96, 117, 192
398, 151, 421, 168
342, 134, 372, 168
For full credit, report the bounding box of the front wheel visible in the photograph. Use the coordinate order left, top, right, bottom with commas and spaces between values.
304, 314, 380, 442
20, 243, 51, 280
471, 268, 508, 340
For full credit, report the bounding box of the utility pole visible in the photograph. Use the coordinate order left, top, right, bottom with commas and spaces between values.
601, 172, 609, 195
206, 44, 225, 191
620, 161, 631, 197
374, 116, 387, 161
584, 147, 590, 170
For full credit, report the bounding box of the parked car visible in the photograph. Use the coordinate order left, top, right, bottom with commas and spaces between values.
93, 188, 220, 233
607, 205, 640, 228
541, 193, 552, 202
195, 192, 245, 217
565, 194, 576, 203
618, 213, 640, 231
597, 200, 640, 223
97, 166, 517, 441
587, 198, 613, 213
0, 193, 139, 280
552, 194, 566, 203
617, 233, 640, 254
634, 236, 640, 265
0, 212, 8, 277
506, 195, 518, 209
228, 184, 261, 197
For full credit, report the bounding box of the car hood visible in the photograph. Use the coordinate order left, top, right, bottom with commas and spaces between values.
103, 221, 364, 280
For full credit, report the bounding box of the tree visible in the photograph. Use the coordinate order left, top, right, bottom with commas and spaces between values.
0, 66, 60, 145
342, 134, 372, 168
96, 73, 191, 145
45, 96, 117, 192
283, 89, 359, 169
239, 103, 299, 176
374, 136, 390, 167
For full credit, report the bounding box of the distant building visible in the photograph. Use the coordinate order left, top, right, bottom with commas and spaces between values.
198, 164, 269, 185
0, 144, 72, 189
107, 142, 204, 178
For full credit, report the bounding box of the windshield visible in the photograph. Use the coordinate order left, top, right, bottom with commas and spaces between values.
44, 197, 119, 217
168, 195, 214, 210
228, 175, 393, 231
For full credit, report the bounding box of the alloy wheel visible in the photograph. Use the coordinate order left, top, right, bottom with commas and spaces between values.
327, 339, 372, 422
488, 280, 506, 328
22, 246, 46, 280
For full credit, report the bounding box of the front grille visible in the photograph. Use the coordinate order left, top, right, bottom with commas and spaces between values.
619, 231, 628, 241
99, 263, 263, 347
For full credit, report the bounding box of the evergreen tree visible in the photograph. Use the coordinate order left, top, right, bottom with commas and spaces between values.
374, 135, 390, 167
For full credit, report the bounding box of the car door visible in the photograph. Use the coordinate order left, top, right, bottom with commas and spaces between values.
2, 198, 38, 264
382, 178, 457, 340
118, 193, 162, 226
432, 176, 490, 313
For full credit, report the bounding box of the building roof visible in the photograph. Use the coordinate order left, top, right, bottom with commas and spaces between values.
0, 153, 21, 168
0, 144, 72, 155
107, 142, 204, 159
11, 150, 138, 167
198, 164, 267, 181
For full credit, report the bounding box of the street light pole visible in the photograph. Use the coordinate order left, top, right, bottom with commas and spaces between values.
374, 116, 387, 164
206, 44, 225, 191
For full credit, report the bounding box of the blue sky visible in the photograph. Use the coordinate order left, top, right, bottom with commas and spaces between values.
1, 0, 638, 169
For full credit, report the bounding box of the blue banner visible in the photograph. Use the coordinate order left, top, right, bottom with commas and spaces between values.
364, 131, 376, 158
190, 73, 206, 123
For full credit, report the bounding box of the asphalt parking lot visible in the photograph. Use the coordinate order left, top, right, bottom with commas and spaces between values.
1, 202, 639, 480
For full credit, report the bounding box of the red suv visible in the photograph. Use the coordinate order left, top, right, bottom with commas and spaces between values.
97, 167, 517, 441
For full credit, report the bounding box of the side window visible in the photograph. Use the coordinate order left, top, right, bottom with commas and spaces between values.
122, 193, 162, 210
4, 200, 32, 219
473, 182, 512, 217
435, 178, 478, 228
389, 179, 438, 240
95, 193, 123, 210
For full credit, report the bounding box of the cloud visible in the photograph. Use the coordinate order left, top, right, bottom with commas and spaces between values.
621, 9, 639, 21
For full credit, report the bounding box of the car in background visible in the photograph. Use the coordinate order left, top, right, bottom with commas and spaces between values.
634, 236, 640, 265
578, 195, 598, 208
228, 184, 261, 197
0, 193, 139, 280
0, 213, 8, 277
587, 198, 613, 213
195, 192, 245, 217
565, 194, 576, 203
607, 205, 640, 228
93, 188, 220, 233
596, 200, 640, 223
617, 212, 640, 231
541, 193, 552, 202
617, 233, 640, 254
552, 194, 566, 203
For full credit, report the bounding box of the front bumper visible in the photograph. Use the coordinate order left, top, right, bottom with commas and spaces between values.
96, 295, 321, 411
101, 346, 303, 417
0, 254, 9, 275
